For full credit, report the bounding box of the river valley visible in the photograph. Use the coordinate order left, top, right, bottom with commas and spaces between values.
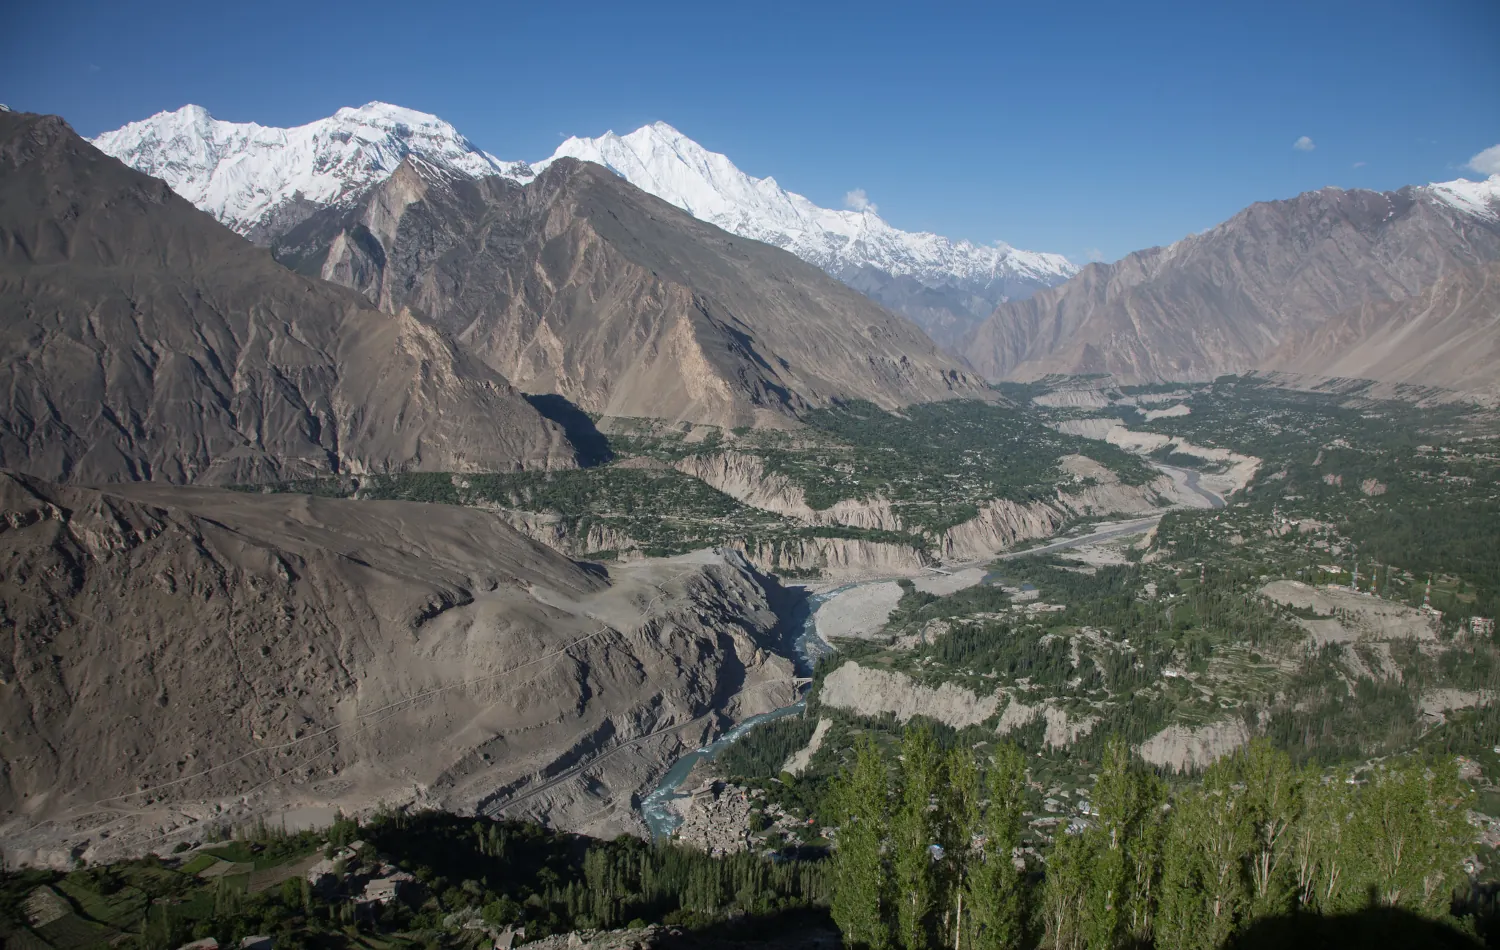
637, 461, 1227, 838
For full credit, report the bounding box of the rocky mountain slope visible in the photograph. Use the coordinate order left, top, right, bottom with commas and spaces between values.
0, 110, 574, 484
1262, 259, 1500, 394
92, 105, 1075, 347
272, 154, 986, 427
964, 176, 1500, 386
0, 472, 796, 863
541, 122, 1075, 346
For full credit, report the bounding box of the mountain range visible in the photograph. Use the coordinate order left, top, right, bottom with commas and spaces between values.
0, 110, 575, 484
91, 101, 1500, 395
92, 103, 1075, 347
272, 153, 983, 427
963, 176, 1500, 388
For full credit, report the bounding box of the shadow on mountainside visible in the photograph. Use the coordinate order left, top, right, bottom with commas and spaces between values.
1223, 906, 1482, 950
526, 392, 614, 467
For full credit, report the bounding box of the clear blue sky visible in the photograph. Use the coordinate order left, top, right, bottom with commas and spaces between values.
4, 0, 1496, 263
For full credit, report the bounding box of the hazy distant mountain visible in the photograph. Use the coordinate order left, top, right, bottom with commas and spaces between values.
0, 110, 575, 484
271, 154, 987, 428
93, 105, 1075, 346
963, 176, 1500, 386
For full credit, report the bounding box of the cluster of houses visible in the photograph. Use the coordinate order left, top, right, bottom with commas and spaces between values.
304, 839, 417, 907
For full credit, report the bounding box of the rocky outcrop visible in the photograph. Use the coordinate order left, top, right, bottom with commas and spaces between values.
939, 497, 1069, 562
681, 450, 1176, 565
278, 156, 986, 429
0, 111, 575, 484
820, 663, 1101, 747
965, 180, 1500, 385
734, 536, 929, 579
939, 459, 1178, 561
1137, 720, 1252, 773
781, 718, 832, 777
672, 452, 905, 532
489, 503, 927, 578
819, 662, 1001, 729
0, 474, 795, 864
994, 697, 1098, 748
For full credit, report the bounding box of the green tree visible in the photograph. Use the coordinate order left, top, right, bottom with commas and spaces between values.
1041, 827, 1092, 950
832, 735, 893, 949
892, 726, 944, 950
1156, 762, 1251, 950
1348, 756, 1473, 914
941, 744, 982, 950
1080, 738, 1167, 949
1236, 741, 1303, 921
968, 743, 1027, 950
1290, 766, 1352, 913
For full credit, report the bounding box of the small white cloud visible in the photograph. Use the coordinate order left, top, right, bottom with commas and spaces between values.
1084, 248, 1105, 263
1467, 144, 1500, 177
1293, 136, 1316, 152
1352, 161, 1366, 168
843, 188, 878, 214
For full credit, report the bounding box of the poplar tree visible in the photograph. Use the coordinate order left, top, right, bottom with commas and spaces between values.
968, 743, 1027, 950
832, 735, 893, 949
942, 744, 982, 949
892, 726, 943, 950
1079, 737, 1166, 949
1237, 741, 1303, 921
1041, 825, 1091, 950
1348, 756, 1473, 915
1156, 762, 1251, 950
1289, 765, 1348, 912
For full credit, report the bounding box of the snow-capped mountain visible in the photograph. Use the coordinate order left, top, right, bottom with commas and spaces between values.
1424, 174, 1500, 221
91, 102, 534, 240
538, 122, 1075, 292
93, 103, 1078, 344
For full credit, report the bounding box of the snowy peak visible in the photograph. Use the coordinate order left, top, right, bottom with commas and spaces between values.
1423, 174, 1500, 222
91, 102, 533, 237
537, 123, 1076, 288
92, 101, 1075, 343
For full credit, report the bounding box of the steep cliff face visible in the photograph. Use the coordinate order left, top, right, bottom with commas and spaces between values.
0, 111, 575, 484
0, 475, 795, 862
819, 662, 1097, 746
732, 536, 929, 578
819, 662, 1001, 729
674, 451, 1175, 558
938, 464, 1179, 561
276, 157, 985, 428
965, 182, 1500, 385
672, 453, 905, 532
